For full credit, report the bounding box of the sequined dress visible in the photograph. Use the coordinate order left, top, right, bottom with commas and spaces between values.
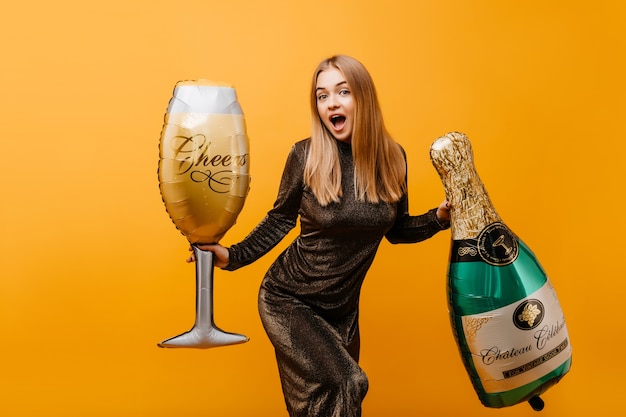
226, 138, 447, 417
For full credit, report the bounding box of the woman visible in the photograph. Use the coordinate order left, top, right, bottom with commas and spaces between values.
191, 55, 450, 416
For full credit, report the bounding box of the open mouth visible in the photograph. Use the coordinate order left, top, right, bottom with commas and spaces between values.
330, 115, 346, 129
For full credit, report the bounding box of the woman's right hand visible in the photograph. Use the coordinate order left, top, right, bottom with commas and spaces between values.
186, 243, 230, 268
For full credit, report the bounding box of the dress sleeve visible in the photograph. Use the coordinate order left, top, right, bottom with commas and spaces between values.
224, 141, 306, 270
385, 147, 449, 244
385, 204, 448, 244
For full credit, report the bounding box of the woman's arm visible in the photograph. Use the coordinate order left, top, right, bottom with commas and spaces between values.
385, 149, 450, 243
223, 140, 308, 270
385, 199, 450, 244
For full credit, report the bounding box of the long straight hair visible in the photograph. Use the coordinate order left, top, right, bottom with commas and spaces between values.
304, 55, 406, 206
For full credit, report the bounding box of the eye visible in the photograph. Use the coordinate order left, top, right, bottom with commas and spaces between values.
317, 93, 328, 101
339, 89, 350, 96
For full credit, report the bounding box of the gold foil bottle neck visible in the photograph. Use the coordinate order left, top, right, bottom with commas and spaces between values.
430, 132, 500, 240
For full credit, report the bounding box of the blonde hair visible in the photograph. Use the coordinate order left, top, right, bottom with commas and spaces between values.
304, 55, 406, 206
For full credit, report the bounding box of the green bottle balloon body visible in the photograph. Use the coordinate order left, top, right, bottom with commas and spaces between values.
447, 223, 572, 408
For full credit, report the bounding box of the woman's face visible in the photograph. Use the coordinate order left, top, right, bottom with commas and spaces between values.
315, 67, 355, 143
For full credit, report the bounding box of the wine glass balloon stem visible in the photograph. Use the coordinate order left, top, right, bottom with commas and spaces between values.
158, 245, 249, 349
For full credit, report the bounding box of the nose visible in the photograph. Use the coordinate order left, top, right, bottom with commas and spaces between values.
328, 93, 340, 109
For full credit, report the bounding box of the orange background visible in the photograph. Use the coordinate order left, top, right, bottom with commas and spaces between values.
1, 1, 624, 416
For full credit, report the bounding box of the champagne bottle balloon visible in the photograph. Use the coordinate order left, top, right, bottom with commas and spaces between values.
157, 80, 250, 348
430, 132, 571, 410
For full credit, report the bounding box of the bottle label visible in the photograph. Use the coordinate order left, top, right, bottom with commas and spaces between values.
460, 281, 571, 393
452, 222, 519, 265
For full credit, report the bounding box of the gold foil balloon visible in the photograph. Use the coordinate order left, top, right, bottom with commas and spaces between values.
157, 80, 250, 348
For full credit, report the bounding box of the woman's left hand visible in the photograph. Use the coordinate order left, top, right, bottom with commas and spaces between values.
436, 200, 451, 224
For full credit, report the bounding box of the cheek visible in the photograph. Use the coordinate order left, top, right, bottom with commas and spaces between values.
344, 100, 355, 117
317, 107, 328, 122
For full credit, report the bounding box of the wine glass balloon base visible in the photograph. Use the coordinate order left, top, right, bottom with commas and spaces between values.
158, 327, 249, 349
158, 246, 249, 349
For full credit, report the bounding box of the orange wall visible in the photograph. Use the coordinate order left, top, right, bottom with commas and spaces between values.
1, 1, 624, 416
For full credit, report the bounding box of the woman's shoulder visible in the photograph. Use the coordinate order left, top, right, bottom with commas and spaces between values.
395, 141, 406, 155
292, 137, 311, 150
288, 138, 312, 158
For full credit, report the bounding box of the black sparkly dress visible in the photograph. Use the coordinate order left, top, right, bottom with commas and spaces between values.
226, 138, 447, 417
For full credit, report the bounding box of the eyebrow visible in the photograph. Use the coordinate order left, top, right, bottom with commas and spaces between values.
316, 81, 348, 91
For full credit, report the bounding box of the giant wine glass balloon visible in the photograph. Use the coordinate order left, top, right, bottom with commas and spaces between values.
157, 80, 250, 348
430, 132, 571, 410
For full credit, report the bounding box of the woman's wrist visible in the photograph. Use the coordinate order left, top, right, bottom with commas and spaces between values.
435, 212, 451, 230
